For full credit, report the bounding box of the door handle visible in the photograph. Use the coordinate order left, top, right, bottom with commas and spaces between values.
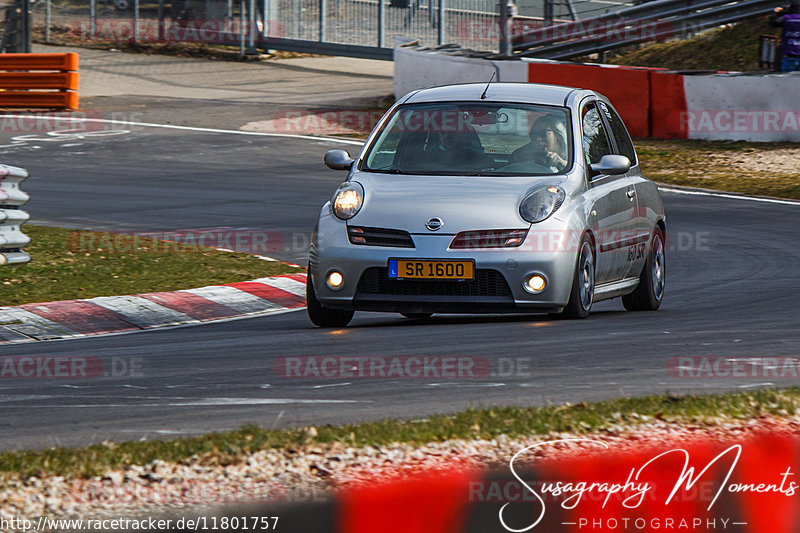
626, 189, 636, 199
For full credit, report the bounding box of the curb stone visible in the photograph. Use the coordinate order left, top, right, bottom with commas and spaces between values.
0, 273, 307, 344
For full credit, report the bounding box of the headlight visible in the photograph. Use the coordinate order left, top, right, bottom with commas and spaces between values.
519, 185, 566, 224
331, 182, 364, 220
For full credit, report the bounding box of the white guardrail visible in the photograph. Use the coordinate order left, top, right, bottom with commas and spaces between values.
0, 164, 31, 265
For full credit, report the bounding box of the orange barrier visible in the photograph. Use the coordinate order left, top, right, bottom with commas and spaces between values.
0, 53, 79, 110
528, 62, 653, 138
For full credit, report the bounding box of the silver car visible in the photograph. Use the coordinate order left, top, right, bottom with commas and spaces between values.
307, 82, 666, 327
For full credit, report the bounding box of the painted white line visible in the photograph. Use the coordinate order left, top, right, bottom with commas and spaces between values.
89, 296, 199, 328
10, 398, 368, 408
737, 382, 775, 389
426, 382, 507, 387
0, 114, 365, 146
184, 285, 284, 314
252, 275, 307, 297
311, 382, 352, 389
117, 429, 198, 435
168, 398, 364, 406
660, 187, 800, 206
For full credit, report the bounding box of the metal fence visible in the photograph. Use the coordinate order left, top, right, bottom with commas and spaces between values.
0, 164, 31, 266
28, 0, 639, 58
1, 0, 30, 52
515, 0, 784, 58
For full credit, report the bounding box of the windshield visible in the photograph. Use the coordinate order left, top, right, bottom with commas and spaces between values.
362, 102, 572, 176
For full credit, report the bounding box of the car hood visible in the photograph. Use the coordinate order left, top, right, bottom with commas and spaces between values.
348, 172, 558, 234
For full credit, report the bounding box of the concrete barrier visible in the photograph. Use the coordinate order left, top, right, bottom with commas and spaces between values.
393, 44, 527, 99
682, 73, 800, 141
394, 44, 800, 141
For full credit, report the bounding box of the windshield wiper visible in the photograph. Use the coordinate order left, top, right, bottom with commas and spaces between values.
366, 167, 431, 175
365, 166, 405, 174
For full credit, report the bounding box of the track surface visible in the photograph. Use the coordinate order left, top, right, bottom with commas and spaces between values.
2, 124, 798, 450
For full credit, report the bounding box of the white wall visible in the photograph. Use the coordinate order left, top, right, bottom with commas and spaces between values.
684, 74, 800, 141
393, 45, 528, 99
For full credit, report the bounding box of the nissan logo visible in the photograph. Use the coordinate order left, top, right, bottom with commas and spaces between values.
425, 217, 444, 231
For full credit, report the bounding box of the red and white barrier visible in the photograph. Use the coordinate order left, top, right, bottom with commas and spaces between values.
394, 44, 800, 141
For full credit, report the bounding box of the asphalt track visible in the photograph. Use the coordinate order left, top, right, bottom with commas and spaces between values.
1, 122, 799, 451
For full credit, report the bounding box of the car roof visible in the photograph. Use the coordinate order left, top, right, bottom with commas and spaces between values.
402, 82, 586, 107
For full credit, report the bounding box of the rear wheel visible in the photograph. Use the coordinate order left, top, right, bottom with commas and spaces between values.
306, 269, 354, 327
622, 227, 665, 311
560, 234, 595, 319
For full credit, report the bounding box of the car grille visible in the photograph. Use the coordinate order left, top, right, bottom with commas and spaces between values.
356, 268, 512, 297
348, 226, 415, 248
450, 229, 528, 249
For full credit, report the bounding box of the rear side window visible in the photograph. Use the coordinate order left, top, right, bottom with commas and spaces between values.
599, 101, 637, 165
581, 103, 613, 166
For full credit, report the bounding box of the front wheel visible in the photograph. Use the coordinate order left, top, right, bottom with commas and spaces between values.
306, 270, 354, 327
622, 227, 665, 311
560, 234, 595, 319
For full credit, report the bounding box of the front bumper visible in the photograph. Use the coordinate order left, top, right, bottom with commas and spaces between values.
309, 208, 579, 314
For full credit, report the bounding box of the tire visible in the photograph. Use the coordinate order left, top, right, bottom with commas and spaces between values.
622, 227, 665, 311
401, 313, 433, 319
306, 269, 354, 328
560, 234, 595, 319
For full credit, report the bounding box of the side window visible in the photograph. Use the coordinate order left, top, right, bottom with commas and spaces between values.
581, 103, 613, 167
599, 102, 637, 164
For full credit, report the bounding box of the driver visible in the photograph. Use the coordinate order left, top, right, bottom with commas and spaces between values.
509, 115, 569, 172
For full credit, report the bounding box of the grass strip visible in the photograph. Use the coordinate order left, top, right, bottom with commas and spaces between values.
0, 226, 301, 306
1, 388, 797, 479
635, 139, 800, 200
605, 16, 780, 72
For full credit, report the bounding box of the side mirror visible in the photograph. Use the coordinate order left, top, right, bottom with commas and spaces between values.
589, 155, 631, 179
324, 150, 355, 171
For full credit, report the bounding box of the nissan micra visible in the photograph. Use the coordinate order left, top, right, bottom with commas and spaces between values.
307, 82, 666, 327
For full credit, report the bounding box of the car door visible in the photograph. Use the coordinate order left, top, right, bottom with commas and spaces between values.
598, 100, 651, 280
580, 99, 639, 284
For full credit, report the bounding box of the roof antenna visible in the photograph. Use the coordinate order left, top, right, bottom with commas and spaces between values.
480, 72, 496, 100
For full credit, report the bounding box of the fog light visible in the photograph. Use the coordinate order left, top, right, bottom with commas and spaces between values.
524, 274, 546, 294
326, 270, 344, 290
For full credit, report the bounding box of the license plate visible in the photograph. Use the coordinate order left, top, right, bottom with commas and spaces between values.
388, 259, 474, 280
